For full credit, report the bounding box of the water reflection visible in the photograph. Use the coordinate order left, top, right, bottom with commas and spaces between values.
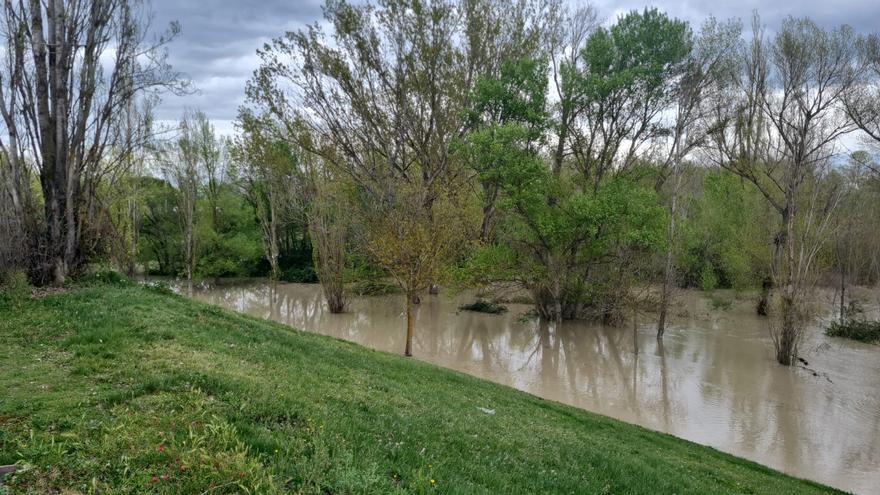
170, 279, 879, 494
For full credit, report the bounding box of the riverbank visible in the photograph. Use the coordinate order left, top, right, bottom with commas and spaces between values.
0, 283, 842, 493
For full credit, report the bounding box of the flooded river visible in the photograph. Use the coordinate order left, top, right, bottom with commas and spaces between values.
168, 279, 879, 494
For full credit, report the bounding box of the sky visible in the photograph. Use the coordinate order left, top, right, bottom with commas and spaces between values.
148, 0, 880, 137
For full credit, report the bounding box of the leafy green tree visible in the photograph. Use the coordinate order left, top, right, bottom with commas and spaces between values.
564, 8, 691, 190
460, 54, 667, 322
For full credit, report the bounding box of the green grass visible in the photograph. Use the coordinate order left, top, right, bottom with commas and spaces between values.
0, 283, 841, 494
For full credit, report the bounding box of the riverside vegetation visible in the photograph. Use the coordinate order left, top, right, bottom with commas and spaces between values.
0, 280, 842, 494
1, 0, 880, 492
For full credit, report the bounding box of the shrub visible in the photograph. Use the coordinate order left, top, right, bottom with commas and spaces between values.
281, 265, 318, 283
349, 278, 401, 296
709, 295, 732, 311
826, 318, 880, 344
144, 281, 175, 296
698, 263, 718, 292
1, 270, 31, 305
459, 299, 508, 314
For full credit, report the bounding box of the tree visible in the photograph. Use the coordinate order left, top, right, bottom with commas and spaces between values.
707, 15, 861, 365
0, 0, 183, 284
463, 57, 549, 242
361, 178, 473, 356
308, 179, 348, 313
565, 8, 691, 191
157, 111, 204, 282
832, 152, 880, 318
196, 116, 225, 231
655, 17, 742, 338
845, 33, 880, 166
233, 113, 298, 280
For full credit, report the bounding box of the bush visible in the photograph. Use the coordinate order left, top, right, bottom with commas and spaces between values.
698, 263, 718, 292
281, 265, 318, 283
349, 278, 401, 296
1, 270, 31, 305
459, 299, 508, 314
826, 318, 880, 344
144, 280, 175, 296
709, 295, 732, 311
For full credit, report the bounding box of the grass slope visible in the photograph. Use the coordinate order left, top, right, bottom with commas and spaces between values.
0, 283, 840, 494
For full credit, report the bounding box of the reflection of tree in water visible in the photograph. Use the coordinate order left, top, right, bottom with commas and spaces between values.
453, 315, 497, 371
172, 279, 880, 493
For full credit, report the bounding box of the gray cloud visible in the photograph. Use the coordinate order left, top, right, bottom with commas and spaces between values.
150, 0, 323, 132
149, 0, 880, 136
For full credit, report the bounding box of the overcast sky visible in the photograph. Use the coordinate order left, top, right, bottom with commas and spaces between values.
149, 0, 880, 136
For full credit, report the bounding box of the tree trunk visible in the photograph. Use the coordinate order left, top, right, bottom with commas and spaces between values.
404, 292, 415, 357
776, 292, 797, 366
267, 211, 280, 281
657, 164, 682, 338
839, 267, 846, 321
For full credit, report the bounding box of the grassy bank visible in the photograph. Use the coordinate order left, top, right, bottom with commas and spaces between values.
0, 283, 840, 494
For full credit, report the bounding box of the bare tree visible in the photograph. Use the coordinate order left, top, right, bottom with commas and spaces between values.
233, 113, 298, 281
707, 15, 861, 365
308, 180, 348, 313
0, 0, 184, 284
157, 111, 204, 282
547, 3, 599, 176
845, 33, 880, 163
196, 116, 224, 231
656, 18, 742, 338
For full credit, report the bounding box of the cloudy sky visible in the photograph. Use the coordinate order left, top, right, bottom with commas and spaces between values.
149, 0, 880, 136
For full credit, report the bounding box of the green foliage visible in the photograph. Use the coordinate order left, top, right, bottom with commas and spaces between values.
196, 188, 265, 278
581, 8, 691, 101
1, 270, 31, 307
699, 263, 719, 291
144, 280, 175, 296
826, 318, 880, 344
0, 285, 839, 494
137, 177, 313, 281
467, 57, 548, 137
678, 169, 771, 290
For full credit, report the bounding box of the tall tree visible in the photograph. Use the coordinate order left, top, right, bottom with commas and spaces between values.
233, 113, 297, 281
565, 8, 691, 191
655, 17, 742, 338
158, 111, 203, 282
708, 15, 863, 365
0, 0, 183, 284
845, 33, 880, 160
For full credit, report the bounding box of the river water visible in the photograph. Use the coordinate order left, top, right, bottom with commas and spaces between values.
167, 279, 879, 494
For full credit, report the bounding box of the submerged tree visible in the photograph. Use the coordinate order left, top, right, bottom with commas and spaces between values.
308, 183, 348, 314
708, 15, 863, 365
362, 178, 474, 356
655, 17, 742, 338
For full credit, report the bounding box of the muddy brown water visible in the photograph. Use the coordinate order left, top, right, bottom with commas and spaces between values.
164, 279, 879, 494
